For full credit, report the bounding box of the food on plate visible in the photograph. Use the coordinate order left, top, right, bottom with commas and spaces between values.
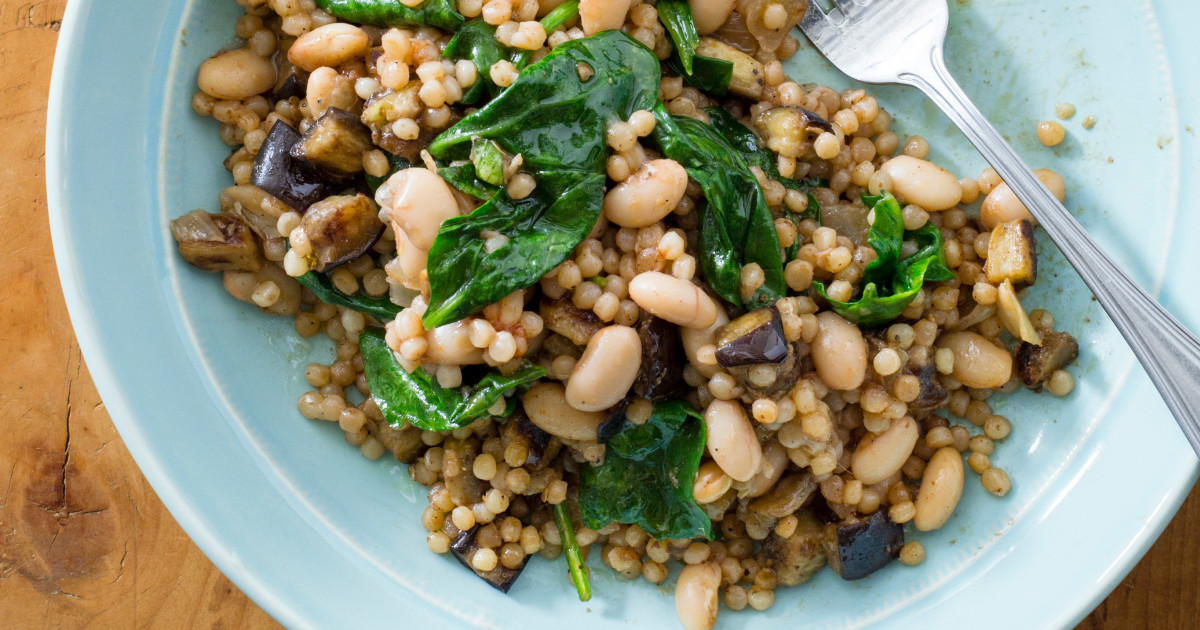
172, 0, 1079, 626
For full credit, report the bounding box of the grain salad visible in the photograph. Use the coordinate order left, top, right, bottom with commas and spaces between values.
170, 0, 1080, 627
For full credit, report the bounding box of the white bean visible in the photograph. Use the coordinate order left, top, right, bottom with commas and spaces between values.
424, 321, 485, 365
850, 416, 919, 485
878, 155, 963, 211
385, 168, 462, 250
692, 461, 732, 504
913, 447, 964, 532
579, 0, 633, 35
523, 382, 607, 440
197, 48, 277, 100
287, 23, 371, 72
937, 331, 1013, 389
980, 169, 1066, 230
681, 308, 729, 378
223, 264, 301, 316
391, 227, 429, 292
675, 562, 721, 630
690, 0, 736, 34
811, 311, 868, 391
603, 159, 689, 228
628, 271, 718, 329
565, 325, 642, 411
703, 400, 763, 482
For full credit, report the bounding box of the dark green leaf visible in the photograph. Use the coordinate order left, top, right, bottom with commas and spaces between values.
442, 19, 510, 105
296, 271, 401, 322
470, 137, 507, 186
705, 106, 823, 215
422, 170, 606, 327
657, 0, 698, 74
365, 152, 411, 191
429, 31, 661, 173
314, 0, 464, 31
665, 53, 733, 96
813, 192, 954, 327
579, 400, 712, 540
650, 104, 784, 309
359, 328, 545, 431
437, 162, 500, 200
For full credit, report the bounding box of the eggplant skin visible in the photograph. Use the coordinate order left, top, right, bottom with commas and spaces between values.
291, 108, 375, 177
633, 313, 685, 399
251, 120, 334, 211
300, 193, 384, 272
1016, 330, 1079, 389
170, 210, 264, 272
760, 510, 827, 586
447, 524, 527, 592
825, 510, 904, 581
540, 297, 604, 347
904, 361, 949, 411
716, 306, 788, 367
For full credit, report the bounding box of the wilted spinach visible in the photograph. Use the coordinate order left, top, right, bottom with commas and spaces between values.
314, 0, 464, 31
359, 328, 545, 431
665, 54, 733, 96
437, 161, 500, 200
651, 104, 784, 309
442, 19, 509, 104
579, 400, 712, 540
296, 272, 402, 322
657, 0, 698, 73
705, 107, 822, 211
813, 192, 954, 327
422, 170, 606, 327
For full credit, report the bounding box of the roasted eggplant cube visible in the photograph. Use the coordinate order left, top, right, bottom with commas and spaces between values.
824, 510, 904, 581
716, 307, 788, 367
540, 297, 604, 347
904, 362, 949, 411
299, 193, 384, 272
984, 219, 1037, 286
501, 410, 558, 470
761, 510, 828, 586
290, 108, 375, 177
1016, 330, 1079, 388
448, 525, 527, 592
696, 37, 764, 99
170, 210, 264, 272
251, 120, 333, 211
634, 313, 684, 399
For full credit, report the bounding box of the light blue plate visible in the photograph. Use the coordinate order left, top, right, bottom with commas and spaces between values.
47, 1, 1200, 628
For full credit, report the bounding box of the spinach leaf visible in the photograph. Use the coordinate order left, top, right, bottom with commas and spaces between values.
359, 328, 545, 431
442, 19, 509, 105
665, 53, 733, 96
296, 271, 401, 322
365, 152, 411, 191
705, 107, 823, 208
470, 137, 507, 186
579, 400, 712, 540
314, 0, 464, 31
812, 193, 955, 327
650, 104, 784, 309
554, 502, 592, 602
429, 30, 661, 173
437, 162, 500, 200
422, 170, 606, 327
657, 0, 699, 74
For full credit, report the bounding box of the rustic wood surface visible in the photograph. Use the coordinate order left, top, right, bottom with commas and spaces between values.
0, 1, 1195, 628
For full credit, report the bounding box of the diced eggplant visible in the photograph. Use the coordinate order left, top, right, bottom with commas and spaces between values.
984, 219, 1037, 286
733, 440, 788, 500
753, 106, 834, 156
904, 362, 949, 411
716, 306, 788, 367
171, 210, 264, 272
442, 437, 486, 507
447, 524, 527, 592
364, 416, 424, 463
251, 120, 334, 211
695, 37, 764, 99
299, 193, 383, 271
273, 56, 307, 100
760, 509, 827, 586
820, 202, 871, 248
823, 509, 904, 581
1016, 330, 1079, 389
291, 107, 375, 177
361, 86, 448, 162
501, 410, 559, 470
634, 313, 684, 399
596, 399, 631, 445
540, 297, 604, 347
221, 184, 290, 242
727, 341, 803, 398
747, 471, 817, 520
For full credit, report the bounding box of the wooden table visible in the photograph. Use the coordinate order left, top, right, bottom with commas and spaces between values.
1, 1, 1196, 627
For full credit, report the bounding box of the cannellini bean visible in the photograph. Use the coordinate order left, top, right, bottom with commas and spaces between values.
690, 0, 737, 34
305, 66, 356, 117
391, 226, 429, 292
913, 447, 964, 531
703, 400, 763, 482
675, 562, 721, 630
385, 168, 462, 250
937, 331, 1013, 389
523, 382, 607, 440
287, 23, 371, 72
425, 321, 485, 365
979, 169, 1066, 230
681, 308, 729, 378
811, 311, 868, 390
878, 155, 963, 211
603, 159, 689, 228
197, 48, 277, 100
579, 0, 633, 35
565, 325, 642, 411
692, 460, 732, 504
734, 440, 787, 499
628, 271, 718, 329
851, 416, 919, 485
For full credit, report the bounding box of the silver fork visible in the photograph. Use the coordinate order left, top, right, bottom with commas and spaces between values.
798, 0, 1200, 455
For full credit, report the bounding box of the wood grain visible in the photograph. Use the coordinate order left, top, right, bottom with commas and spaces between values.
0, 1, 1193, 628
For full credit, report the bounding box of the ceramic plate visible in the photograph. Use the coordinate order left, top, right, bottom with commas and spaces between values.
47, 0, 1200, 627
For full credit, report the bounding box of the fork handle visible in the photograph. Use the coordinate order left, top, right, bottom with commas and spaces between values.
899, 48, 1200, 456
